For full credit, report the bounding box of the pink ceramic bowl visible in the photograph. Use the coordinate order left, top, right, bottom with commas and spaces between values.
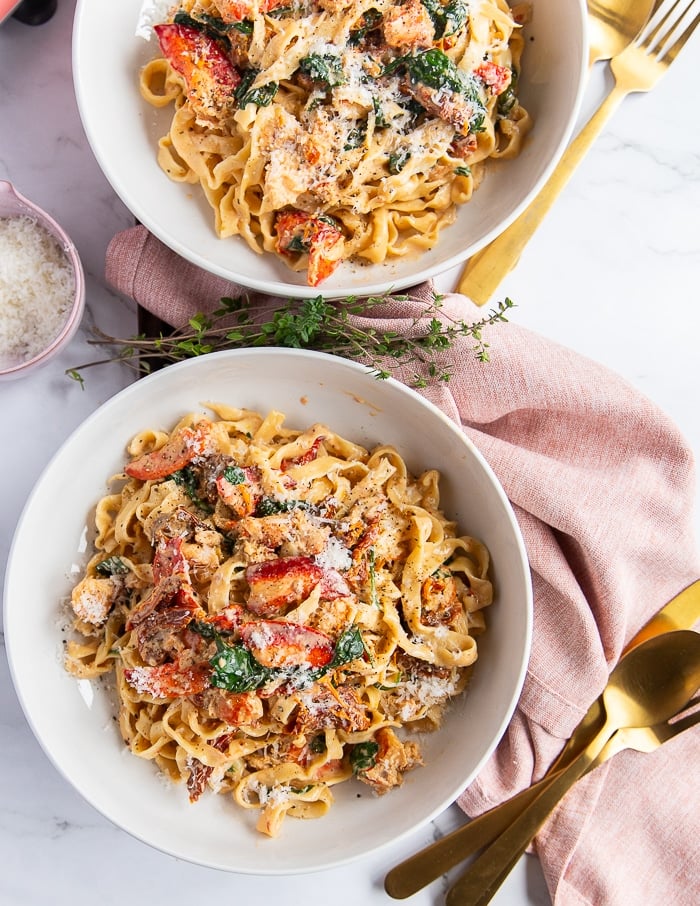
0, 1, 22, 24
0, 181, 85, 380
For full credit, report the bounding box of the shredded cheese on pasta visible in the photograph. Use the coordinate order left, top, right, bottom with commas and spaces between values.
138, 0, 531, 285
65, 405, 492, 836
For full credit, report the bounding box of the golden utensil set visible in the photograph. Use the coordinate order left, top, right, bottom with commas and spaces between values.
386, 581, 700, 903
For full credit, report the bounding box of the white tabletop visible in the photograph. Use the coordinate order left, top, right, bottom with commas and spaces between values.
1, 3, 698, 905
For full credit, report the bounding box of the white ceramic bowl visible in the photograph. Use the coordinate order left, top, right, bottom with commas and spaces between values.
72, 0, 587, 299
4, 348, 532, 873
0, 180, 85, 381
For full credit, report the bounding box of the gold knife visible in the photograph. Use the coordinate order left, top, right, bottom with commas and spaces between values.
384, 578, 700, 900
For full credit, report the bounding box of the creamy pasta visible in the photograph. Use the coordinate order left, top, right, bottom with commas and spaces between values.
65, 404, 492, 836
139, 0, 531, 285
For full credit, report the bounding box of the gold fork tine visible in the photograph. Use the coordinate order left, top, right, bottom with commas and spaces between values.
642, 0, 685, 45
590, 706, 700, 769
660, 8, 700, 62
456, 0, 700, 304
640, 0, 695, 54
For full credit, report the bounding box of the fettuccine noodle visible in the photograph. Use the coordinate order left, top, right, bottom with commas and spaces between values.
65, 405, 492, 836
139, 0, 531, 285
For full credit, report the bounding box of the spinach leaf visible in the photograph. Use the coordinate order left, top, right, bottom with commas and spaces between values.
223, 465, 246, 484
286, 235, 310, 253
388, 149, 410, 174
170, 466, 213, 513
95, 556, 129, 576
401, 48, 468, 94
254, 497, 311, 516
189, 620, 231, 641
372, 96, 389, 128
173, 11, 239, 40
421, 0, 468, 38
232, 19, 254, 35
348, 8, 383, 45
328, 625, 366, 668
497, 71, 518, 116
350, 740, 379, 773
299, 53, 345, 88
344, 122, 367, 150
443, 0, 468, 36
210, 641, 272, 692
309, 734, 327, 754
235, 69, 278, 107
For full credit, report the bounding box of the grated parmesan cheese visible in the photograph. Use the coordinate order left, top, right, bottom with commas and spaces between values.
135, 0, 174, 40
0, 215, 75, 368
315, 536, 352, 572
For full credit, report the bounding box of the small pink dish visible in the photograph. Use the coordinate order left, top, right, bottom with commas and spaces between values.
0, 180, 85, 381
0, 1, 22, 25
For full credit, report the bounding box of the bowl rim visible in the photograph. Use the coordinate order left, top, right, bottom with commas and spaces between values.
0, 180, 86, 378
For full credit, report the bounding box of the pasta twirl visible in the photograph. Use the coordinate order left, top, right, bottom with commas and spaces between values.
139, 0, 532, 285
65, 405, 492, 836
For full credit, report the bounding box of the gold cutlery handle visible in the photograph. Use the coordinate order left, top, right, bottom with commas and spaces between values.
445, 741, 602, 906
385, 702, 605, 899
384, 779, 547, 899
457, 83, 628, 304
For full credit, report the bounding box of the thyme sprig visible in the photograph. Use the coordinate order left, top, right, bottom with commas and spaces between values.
67, 292, 514, 389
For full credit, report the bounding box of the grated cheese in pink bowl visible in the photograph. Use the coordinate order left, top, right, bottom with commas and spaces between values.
0, 180, 85, 380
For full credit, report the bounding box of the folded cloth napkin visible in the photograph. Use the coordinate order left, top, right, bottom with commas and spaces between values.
106, 225, 700, 905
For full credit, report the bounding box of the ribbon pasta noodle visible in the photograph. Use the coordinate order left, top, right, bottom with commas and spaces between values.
138, 0, 531, 285
65, 404, 492, 836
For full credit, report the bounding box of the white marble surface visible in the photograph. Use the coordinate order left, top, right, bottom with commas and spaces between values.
1, 3, 699, 905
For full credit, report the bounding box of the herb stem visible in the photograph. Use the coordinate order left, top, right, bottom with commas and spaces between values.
67, 292, 514, 388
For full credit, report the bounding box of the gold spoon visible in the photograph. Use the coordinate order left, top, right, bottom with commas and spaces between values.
456, 0, 659, 300
445, 629, 700, 906
384, 579, 700, 900
587, 0, 659, 65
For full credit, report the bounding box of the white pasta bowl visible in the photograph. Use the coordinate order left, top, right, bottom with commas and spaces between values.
72, 0, 587, 299
4, 348, 532, 873
0, 180, 85, 380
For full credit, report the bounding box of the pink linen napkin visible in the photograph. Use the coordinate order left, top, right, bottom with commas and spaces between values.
106, 225, 700, 905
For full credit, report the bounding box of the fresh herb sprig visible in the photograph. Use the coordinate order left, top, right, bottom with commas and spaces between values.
67, 292, 514, 389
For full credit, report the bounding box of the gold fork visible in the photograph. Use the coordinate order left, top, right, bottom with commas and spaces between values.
384, 709, 700, 899
456, 0, 700, 304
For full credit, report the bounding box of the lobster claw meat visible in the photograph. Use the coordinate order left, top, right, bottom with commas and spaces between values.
125, 421, 211, 482
238, 619, 334, 669
154, 23, 241, 118
245, 555, 324, 616
246, 555, 351, 616
275, 211, 344, 287
124, 661, 210, 698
